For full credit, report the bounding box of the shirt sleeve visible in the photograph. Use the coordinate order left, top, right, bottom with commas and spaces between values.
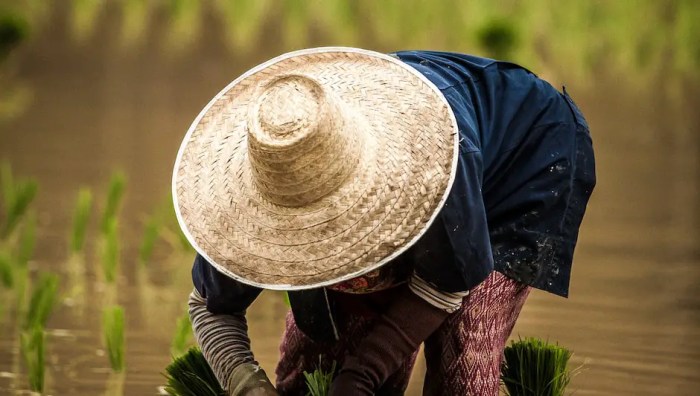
191, 254, 262, 314
408, 274, 468, 313
189, 255, 266, 390
189, 288, 258, 390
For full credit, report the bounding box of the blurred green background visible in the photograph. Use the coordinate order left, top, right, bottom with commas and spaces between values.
0, 1, 699, 395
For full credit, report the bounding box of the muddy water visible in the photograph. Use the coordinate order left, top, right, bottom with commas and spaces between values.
1, 6, 699, 396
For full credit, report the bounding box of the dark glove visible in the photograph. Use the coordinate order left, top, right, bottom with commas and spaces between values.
329, 285, 450, 395
227, 363, 278, 396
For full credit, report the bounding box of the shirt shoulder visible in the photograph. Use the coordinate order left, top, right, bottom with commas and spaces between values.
392, 50, 498, 90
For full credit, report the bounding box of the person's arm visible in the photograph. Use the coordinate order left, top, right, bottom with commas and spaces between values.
329, 277, 467, 395
190, 255, 277, 395
189, 289, 276, 395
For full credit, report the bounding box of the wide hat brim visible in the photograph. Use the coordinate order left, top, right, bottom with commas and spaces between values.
173, 47, 459, 290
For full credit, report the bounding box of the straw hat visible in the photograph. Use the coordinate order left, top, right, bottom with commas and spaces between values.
172, 47, 458, 290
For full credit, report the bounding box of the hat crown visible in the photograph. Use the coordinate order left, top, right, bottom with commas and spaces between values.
247, 75, 364, 207
256, 75, 321, 142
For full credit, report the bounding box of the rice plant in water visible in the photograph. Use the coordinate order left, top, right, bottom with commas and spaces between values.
171, 311, 193, 357
303, 356, 336, 396
501, 337, 574, 396
163, 346, 224, 396
24, 272, 59, 330
138, 213, 161, 267
0, 249, 13, 288
100, 171, 126, 234
103, 305, 125, 372
101, 217, 119, 283
70, 187, 92, 253
20, 325, 45, 393
16, 210, 36, 267
0, 162, 38, 239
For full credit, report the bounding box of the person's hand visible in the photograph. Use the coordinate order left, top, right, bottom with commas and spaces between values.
227, 363, 278, 396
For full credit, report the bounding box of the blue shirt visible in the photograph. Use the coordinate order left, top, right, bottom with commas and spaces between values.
192, 51, 596, 340
394, 51, 594, 297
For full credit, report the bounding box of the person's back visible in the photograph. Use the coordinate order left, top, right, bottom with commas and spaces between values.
396, 50, 595, 297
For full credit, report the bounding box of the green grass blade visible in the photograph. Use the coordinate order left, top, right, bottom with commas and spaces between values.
24, 272, 59, 330
100, 171, 126, 234
303, 356, 336, 396
70, 187, 93, 253
16, 210, 36, 267
103, 305, 125, 372
0, 249, 13, 288
138, 214, 160, 267
101, 217, 120, 283
20, 325, 45, 393
1, 178, 38, 239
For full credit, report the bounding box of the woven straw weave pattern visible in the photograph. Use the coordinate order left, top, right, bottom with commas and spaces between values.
175, 50, 456, 287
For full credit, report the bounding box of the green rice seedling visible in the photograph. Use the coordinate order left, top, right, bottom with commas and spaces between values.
303, 356, 336, 396
1, 175, 38, 239
170, 310, 193, 357
70, 187, 93, 253
163, 346, 224, 396
501, 337, 574, 396
0, 12, 30, 60
138, 214, 161, 267
0, 162, 13, 210
16, 210, 36, 267
0, 249, 12, 287
24, 272, 59, 330
100, 171, 126, 234
20, 325, 45, 393
101, 217, 119, 283
103, 305, 125, 372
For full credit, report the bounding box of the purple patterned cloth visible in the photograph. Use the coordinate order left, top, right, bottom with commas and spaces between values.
275, 271, 530, 395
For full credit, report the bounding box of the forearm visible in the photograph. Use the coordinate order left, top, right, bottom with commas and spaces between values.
188, 288, 256, 390
331, 276, 469, 394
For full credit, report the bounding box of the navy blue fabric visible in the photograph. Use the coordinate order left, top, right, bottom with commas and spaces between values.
192, 254, 262, 314
394, 51, 596, 297
190, 51, 597, 334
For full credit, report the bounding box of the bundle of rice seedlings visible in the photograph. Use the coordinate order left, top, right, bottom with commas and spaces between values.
20, 325, 45, 393
0, 162, 38, 239
163, 346, 224, 396
501, 337, 574, 396
24, 272, 59, 330
170, 311, 193, 357
100, 172, 126, 234
103, 305, 125, 372
303, 356, 336, 396
70, 187, 93, 253
100, 218, 120, 283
